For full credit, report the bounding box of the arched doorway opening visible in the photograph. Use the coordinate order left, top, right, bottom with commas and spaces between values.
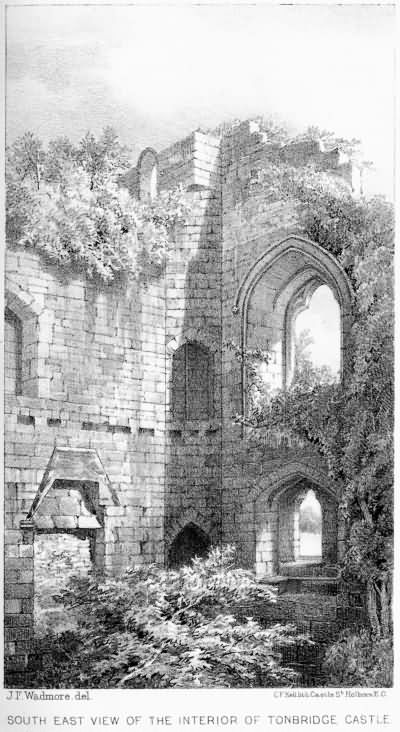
168, 523, 210, 568
255, 472, 338, 578
277, 480, 336, 574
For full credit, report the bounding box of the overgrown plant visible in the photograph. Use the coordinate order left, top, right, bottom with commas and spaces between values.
225, 340, 271, 418
323, 630, 393, 687
235, 159, 394, 639
6, 128, 189, 283
30, 547, 306, 689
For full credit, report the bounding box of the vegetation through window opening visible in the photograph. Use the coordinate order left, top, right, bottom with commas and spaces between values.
291, 284, 341, 389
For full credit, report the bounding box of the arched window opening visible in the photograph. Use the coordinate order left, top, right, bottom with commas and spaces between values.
138, 149, 158, 202
171, 341, 214, 421
298, 489, 322, 560
291, 284, 340, 388
168, 523, 210, 568
5, 307, 22, 395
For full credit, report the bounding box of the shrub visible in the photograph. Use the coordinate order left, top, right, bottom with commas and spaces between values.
323, 629, 393, 687
6, 129, 189, 284
30, 546, 307, 688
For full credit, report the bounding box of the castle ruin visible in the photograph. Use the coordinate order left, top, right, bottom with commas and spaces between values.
4, 120, 360, 679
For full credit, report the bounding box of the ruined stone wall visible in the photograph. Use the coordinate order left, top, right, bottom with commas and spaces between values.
4, 247, 166, 672
4, 121, 356, 677
4, 131, 224, 672
219, 121, 351, 570
162, 134, 223, 559
34, 532, 92, 634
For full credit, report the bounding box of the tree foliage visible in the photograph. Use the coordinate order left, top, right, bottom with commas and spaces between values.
292, 329, 337, 390
6, 128, 189, 283
31, 547, 305, 689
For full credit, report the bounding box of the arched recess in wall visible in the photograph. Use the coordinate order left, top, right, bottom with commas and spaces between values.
233, 235, 353, 414
168, 523, 211, 568
170, 340, 214, 421
252, 461, 339, 578
137, 147, 158, 202
4, 286, 43, 397
5, 308, 23, 395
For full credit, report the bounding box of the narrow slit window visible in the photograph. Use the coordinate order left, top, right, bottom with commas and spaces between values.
138, 149, 158, 202
5, 307, 22, 395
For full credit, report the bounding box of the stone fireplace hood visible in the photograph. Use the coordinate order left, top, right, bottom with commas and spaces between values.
24, 446, 119, 527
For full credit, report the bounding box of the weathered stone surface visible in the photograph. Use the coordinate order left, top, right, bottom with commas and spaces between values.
4, 121, 355, 672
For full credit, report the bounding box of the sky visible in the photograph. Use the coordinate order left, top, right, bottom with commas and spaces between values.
6, 4, 395, 198
295, 285, 341, 375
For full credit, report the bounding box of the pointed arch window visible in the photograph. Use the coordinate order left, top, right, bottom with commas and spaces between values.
233, 235, 353, 416
138, 148, 158, 202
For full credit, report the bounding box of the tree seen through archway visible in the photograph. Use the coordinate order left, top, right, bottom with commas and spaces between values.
293, 285, 340, 388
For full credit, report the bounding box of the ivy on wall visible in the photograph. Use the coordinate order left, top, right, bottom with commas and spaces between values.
236, 156, 394, 640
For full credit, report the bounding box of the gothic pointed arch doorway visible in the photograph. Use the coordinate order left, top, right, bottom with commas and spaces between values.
254, 464, 339, 578
168, 523, 211, 568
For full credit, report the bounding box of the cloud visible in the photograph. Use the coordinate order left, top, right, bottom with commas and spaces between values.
6, 4, 395, 195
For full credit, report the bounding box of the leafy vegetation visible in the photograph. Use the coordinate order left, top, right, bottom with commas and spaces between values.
7, 119, 393, 674
237, 161, 394, 639
292, 329, 337, 390
323, 630, 393, 687
6, 128, 189, 283
29, 547, 306, 689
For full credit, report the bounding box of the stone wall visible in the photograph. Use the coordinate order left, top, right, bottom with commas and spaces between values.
34, 532, 92, 634
4, 120, 356, 677
4, 246, 167, 673
236, 586, 367, 686
163, 141, 223, 562
219, 121, 352, 569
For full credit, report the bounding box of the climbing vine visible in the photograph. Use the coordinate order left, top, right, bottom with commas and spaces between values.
238, 157, 394, 639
